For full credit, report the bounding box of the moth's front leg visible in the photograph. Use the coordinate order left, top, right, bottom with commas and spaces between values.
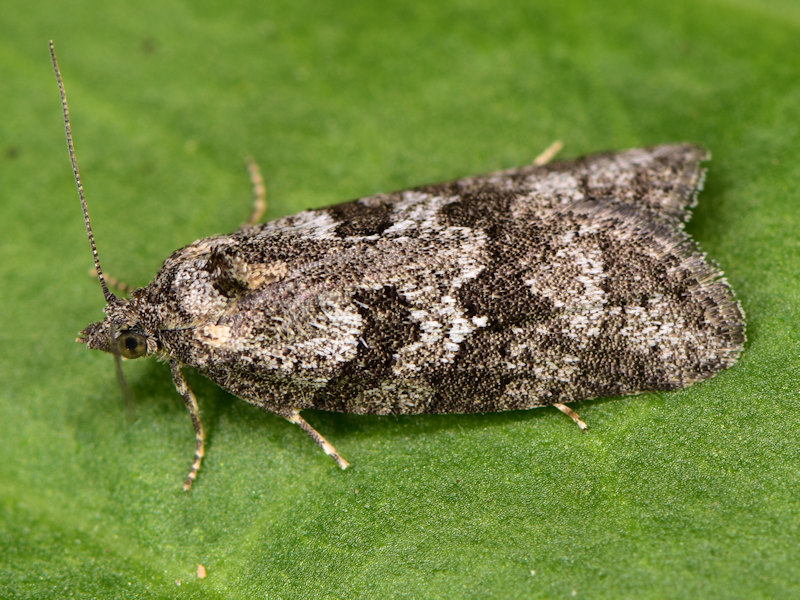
89, 268, 133, 295
169, 361, 206, 491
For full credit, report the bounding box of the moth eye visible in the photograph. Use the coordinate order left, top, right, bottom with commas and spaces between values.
117, 331, 147, 359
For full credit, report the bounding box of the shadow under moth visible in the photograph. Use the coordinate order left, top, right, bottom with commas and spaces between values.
51, 43, 745, 490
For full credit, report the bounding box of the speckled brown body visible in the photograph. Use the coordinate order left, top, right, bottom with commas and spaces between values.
83, 145, 745, 421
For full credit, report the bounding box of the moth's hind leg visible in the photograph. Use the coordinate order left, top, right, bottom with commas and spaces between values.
532, 141, 564, 166
553, 402, 589, 430
285, 410, 350, 469
243, 157, 267, 226
553, 402, 589, 431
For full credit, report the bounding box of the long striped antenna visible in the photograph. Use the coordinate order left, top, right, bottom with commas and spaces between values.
50, 41, 115, 304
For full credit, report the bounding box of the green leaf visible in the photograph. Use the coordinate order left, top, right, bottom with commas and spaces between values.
1, 0, 798, 598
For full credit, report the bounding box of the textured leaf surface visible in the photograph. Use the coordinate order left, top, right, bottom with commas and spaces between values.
1, 1, 798, 598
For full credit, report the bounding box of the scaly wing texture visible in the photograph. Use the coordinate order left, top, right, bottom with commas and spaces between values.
151, 145, 744, 415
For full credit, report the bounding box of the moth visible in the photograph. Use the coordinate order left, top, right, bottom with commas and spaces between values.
52, 43, 745, 490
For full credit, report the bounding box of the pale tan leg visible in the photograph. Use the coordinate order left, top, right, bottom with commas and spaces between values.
170, 361, 206, 491
89, 267, 132, 294
285, 410, 350, 469
554, 402, 588, 430
532, 140, 564, 166
244, 157, 267, 226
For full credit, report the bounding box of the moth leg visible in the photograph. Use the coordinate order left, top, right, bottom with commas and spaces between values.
532, 140, 564, 166
89, 267, 132, 295
169, 361, 206, 491
285, 410, 350, 469
553, 403, 588, 431
244, 157, 267, 226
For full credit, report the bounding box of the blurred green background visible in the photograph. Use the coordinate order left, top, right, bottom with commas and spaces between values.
1, 1, 798, 598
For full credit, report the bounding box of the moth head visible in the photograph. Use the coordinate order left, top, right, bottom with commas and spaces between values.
77, 300, 157, 359
78, 323, 150, 359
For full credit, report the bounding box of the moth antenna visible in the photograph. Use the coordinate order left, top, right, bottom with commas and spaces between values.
50, 41, 115, 304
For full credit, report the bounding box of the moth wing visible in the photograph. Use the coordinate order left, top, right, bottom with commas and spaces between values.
416, 143, 709, 227
163, 145, 743, 416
